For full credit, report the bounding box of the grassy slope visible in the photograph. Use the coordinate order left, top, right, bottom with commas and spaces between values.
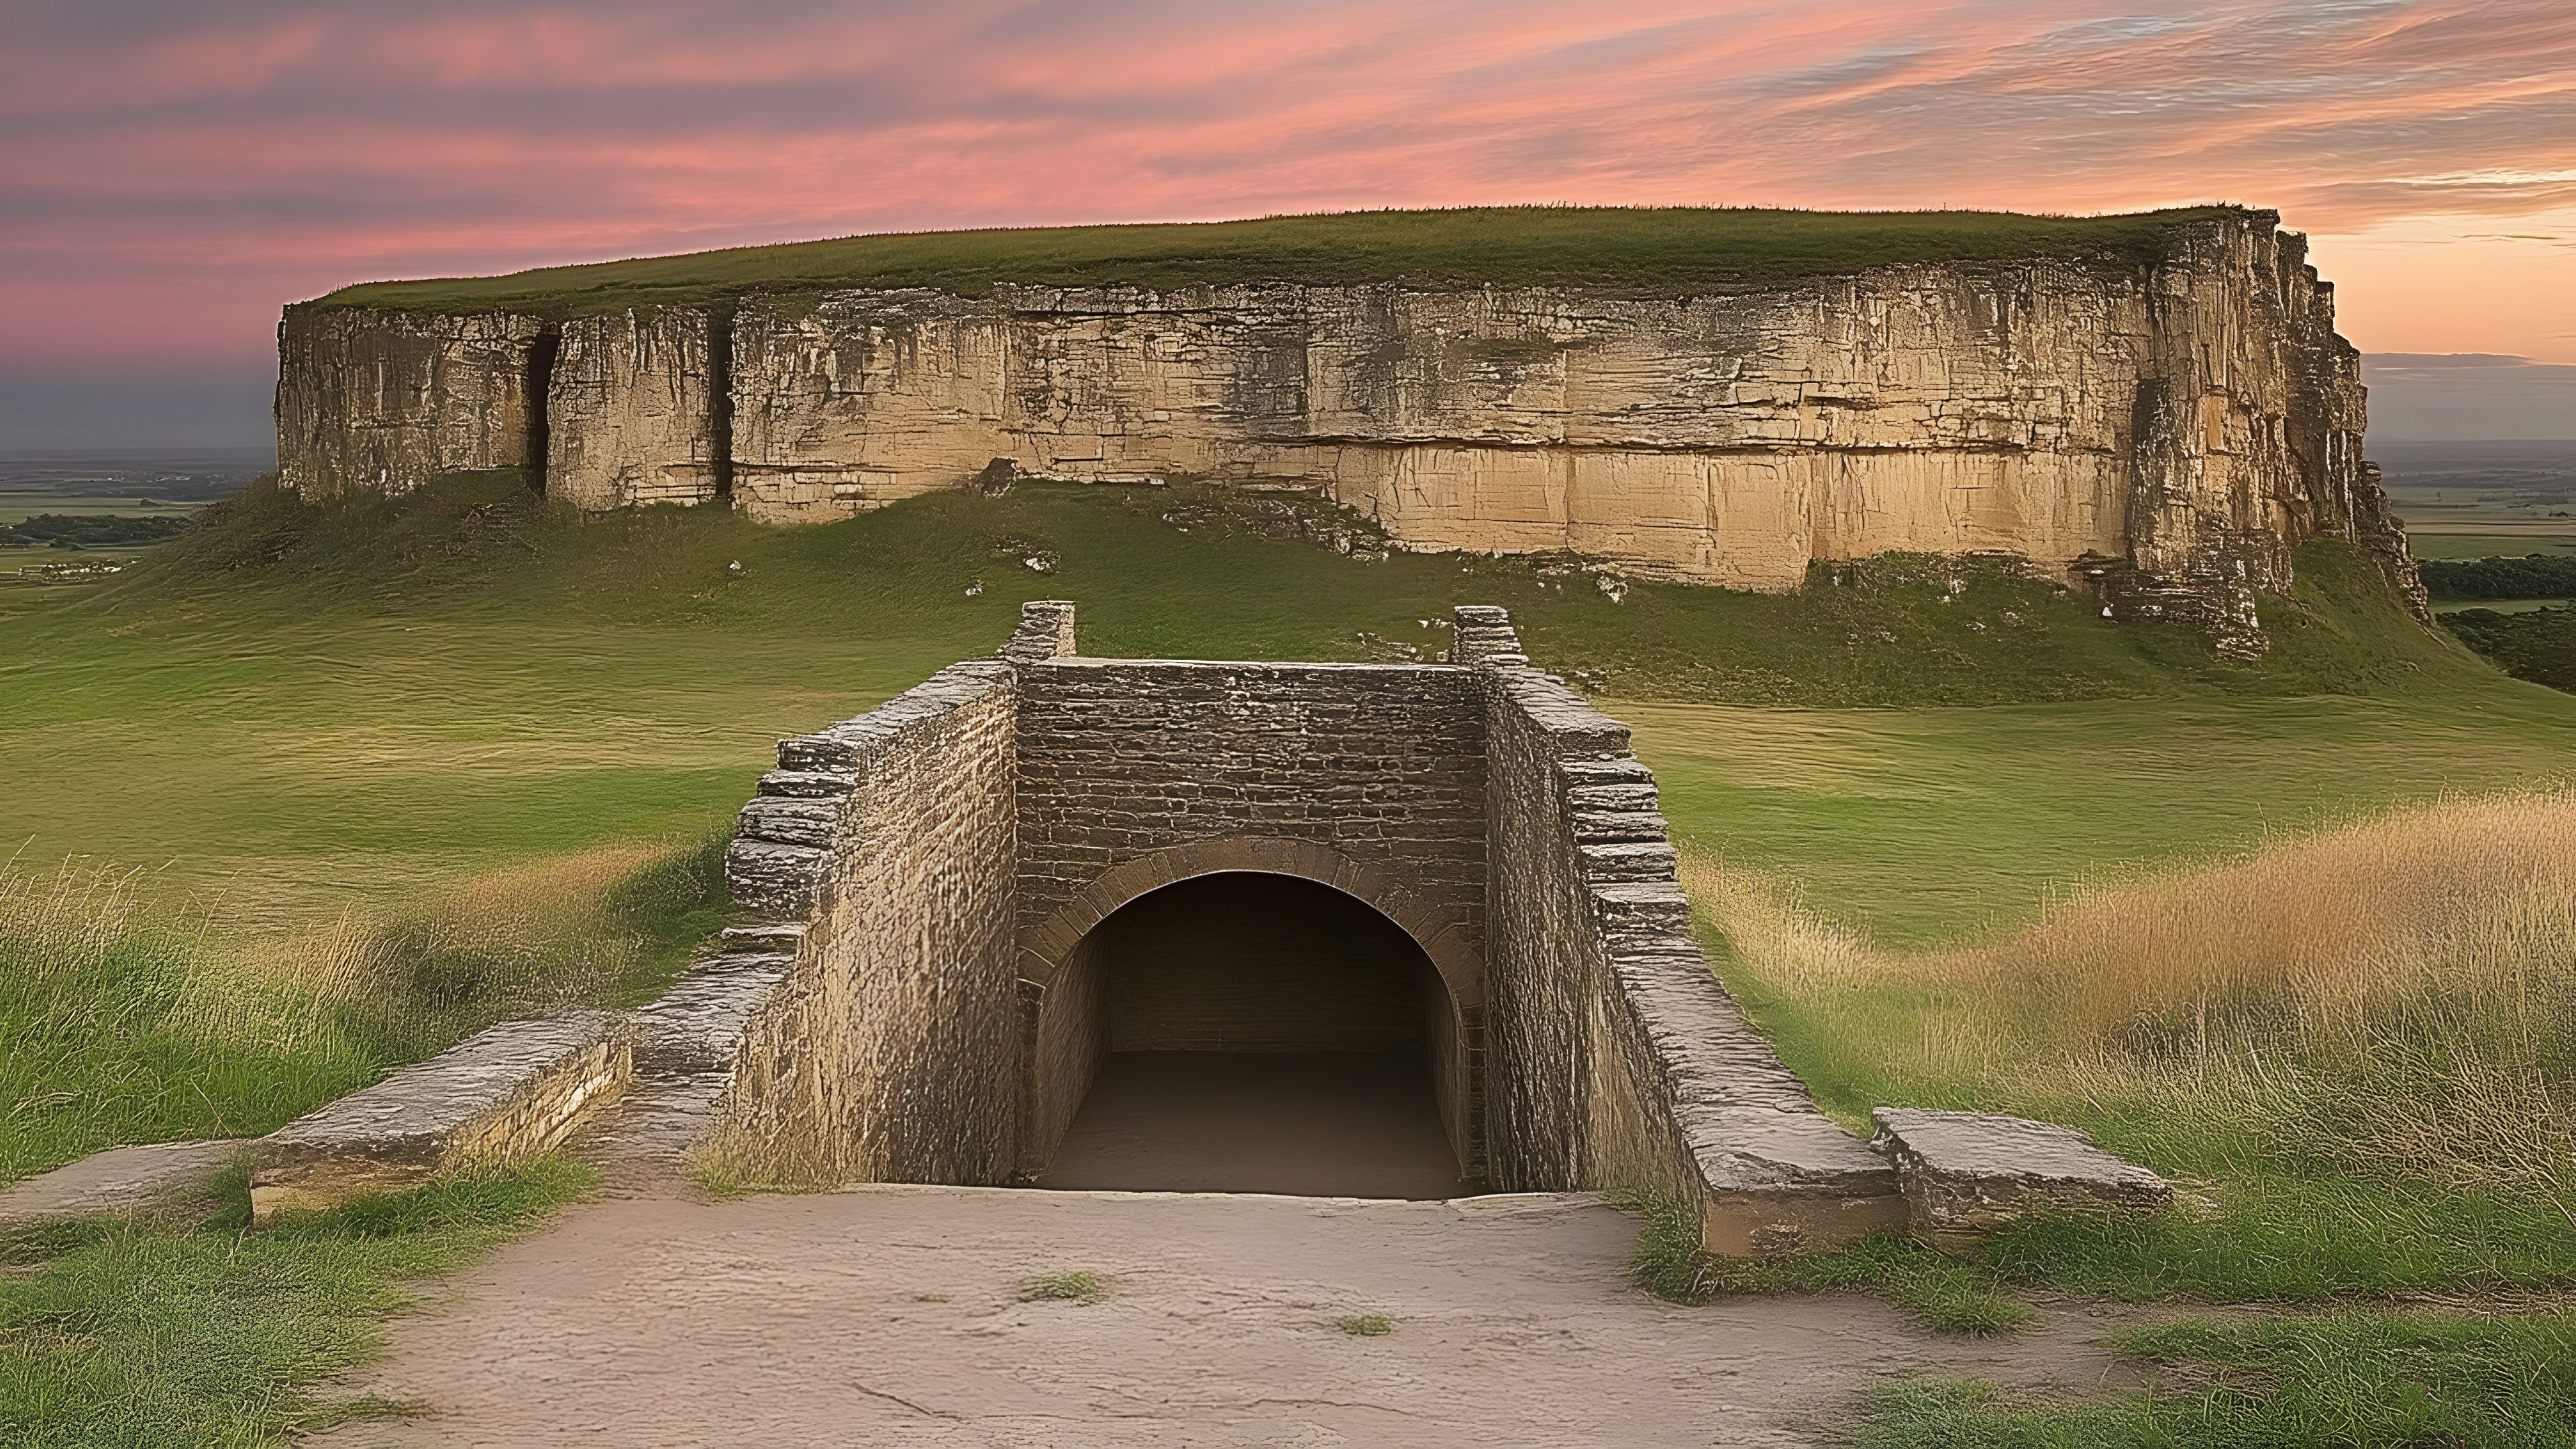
312, 205, 2247, 316
0, 474, 2499, 930
6, 476, 2575, 1444
1, 1163, 588, 1448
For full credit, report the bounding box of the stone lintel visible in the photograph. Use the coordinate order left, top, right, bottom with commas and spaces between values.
250, 1012, 631, 1223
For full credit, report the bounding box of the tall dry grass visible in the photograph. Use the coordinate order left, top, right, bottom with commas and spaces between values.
2, 839, 720, 1182
1686, 788, 2576, 1187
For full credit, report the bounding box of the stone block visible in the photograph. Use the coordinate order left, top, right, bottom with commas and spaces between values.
737, 794, 841, 849
0, 1140, 252, 1226
635, 952, 799, 1073
727, 838, 828, 916
1870, 1108, 2172, 1250
250, 1012, 630, 1222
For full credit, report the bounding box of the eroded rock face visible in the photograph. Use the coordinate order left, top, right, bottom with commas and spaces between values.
547, 307, 725, 511
1869, 1107, 2172, 1250
275, 307, 549, 496
275, 211, 2423, 649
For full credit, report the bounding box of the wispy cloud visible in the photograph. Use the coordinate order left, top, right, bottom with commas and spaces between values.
3, 0, 2571, 367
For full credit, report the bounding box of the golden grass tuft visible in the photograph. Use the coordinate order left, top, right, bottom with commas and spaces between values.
2, 838, 718, 1182
1686, 788, 2576, 1188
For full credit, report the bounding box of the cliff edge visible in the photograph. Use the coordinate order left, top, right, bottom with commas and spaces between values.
274, 206, 2424, 655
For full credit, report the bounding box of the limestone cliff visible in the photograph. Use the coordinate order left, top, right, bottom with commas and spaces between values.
275, 209, 2424, 653
275, 310, 548, 496
547, 307, 727, 511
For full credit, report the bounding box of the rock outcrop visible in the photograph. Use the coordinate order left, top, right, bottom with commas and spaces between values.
276, 209, 2425, 653
547, 306, 727, 511
276, 309, 549, 496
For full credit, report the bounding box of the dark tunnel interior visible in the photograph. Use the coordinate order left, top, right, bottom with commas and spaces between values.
1036, 872, 1474, 1199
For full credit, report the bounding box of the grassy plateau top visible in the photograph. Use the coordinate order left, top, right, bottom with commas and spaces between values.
311, 205, 2258, 317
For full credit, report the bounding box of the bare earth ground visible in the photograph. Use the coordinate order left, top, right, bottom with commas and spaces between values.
303, 1186, 2143, 1448
1038, 1051, 1473, 1199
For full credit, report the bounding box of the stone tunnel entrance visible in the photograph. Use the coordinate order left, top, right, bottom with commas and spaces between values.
701, 601, 1904, 1257
1032, 871, 1475, 1199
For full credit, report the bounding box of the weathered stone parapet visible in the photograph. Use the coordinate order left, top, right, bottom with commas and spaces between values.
1870, 1108, 2172, 1252
998, 599, 1079, 663
712, 656, 1022, 1184
1474, 608, 1898, 1253
276, 307, 551, 498
1450, 604, 1527, 667
0, 1140, 250, 1226
546, 307, 726, 511
248, 1011, 630, 1222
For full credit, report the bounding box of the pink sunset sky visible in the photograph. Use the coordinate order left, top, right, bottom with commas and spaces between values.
5, 0, 2573, 444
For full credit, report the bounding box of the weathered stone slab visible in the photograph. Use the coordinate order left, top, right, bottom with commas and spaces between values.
250, 1012, 631, 1223
633, 952, 798, 1074
1870, 1108, 2172, 1250
724, 838, 828, 916
0, 1140, 252, 1226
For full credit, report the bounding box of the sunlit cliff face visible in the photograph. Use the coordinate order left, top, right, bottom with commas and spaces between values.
5, 0, 2573, 372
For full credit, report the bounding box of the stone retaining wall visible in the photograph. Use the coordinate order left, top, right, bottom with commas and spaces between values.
711, 660, 1023, 1183
667, 601, 1900, 1252
1472, 612, 1900, 1252
248, 1011, 629, 1222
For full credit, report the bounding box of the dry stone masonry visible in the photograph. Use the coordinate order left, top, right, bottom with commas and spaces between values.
278, 209, 2422, 653
248, 1011, 631, 1222
1870, 1108, 2174, 1252
638, 602, 1900, 1252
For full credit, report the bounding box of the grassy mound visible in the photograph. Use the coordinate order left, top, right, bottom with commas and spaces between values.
312, 205, 2253, 317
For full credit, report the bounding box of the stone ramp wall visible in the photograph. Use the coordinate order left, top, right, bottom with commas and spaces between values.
1470, 608, 1900, 1252
247, 1011, 630, 1222
709, 659, 1024, 1183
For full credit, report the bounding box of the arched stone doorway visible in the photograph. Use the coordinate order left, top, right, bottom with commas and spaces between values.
1021, 861, 1481, 1198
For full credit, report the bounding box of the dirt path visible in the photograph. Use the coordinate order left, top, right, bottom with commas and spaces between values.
306, 1186, 2138, 1448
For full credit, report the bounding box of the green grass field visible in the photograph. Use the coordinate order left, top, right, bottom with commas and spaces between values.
315, 205, 2247, 317
5, 473, 2575, 1444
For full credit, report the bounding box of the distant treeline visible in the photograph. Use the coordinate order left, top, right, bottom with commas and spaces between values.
2445, 605, 2576, 694
2417, 554, 2576, 601
0, 513, 194, 549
